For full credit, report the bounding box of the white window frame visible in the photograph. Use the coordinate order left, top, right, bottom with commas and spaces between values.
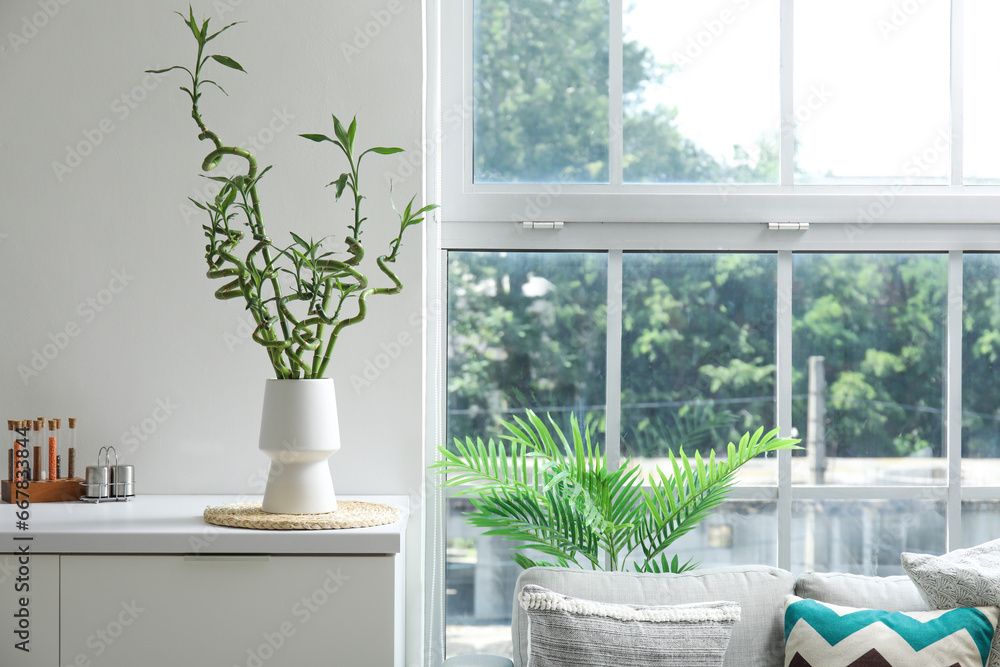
422, 1, 1000, 664
438, 0, 1000, 224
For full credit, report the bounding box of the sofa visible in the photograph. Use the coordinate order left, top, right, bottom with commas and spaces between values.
442, 564, 935, 667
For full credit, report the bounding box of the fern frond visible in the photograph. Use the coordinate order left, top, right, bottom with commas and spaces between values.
432, 411, 799, 573
633, 553, 699, 574
640, 427, 798, 562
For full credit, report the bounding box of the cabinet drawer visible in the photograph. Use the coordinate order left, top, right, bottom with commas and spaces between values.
60, 554, 397, 667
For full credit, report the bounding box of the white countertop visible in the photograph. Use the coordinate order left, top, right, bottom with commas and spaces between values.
0, 494, 408, 555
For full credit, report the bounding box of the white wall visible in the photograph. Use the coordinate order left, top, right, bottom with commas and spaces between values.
1, 0, 428, 663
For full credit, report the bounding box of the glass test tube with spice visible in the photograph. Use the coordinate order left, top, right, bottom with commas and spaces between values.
33, 419, 45, 480
7, 421, 14, 482
47, 419, 58, 481
68, 418, 77, 478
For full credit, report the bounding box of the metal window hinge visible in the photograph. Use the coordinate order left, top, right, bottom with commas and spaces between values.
522, 221, 564, 230
767, 222, 810, 231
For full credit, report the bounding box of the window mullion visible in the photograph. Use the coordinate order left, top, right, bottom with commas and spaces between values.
946, 251, 963, 549
609, 0, 624, 189
603, 249, 623, 573
777, 250, 794, 570
951, 0, 965, 187
606, 249, 623, 472
779, 0, 795, 187
462, 1, 475, 193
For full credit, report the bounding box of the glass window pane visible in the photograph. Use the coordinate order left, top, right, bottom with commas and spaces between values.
447, 251, 608, 445
621, 253, 777, 483
446, 497, 517, 660
473, 0, 610, 184
445, 251, 607, 656
793, 0, 950, 184
793, 500, 945, 576
964, 0, 1000, 184
963, 254, 1000, 484
623, 0, 780, 184
962, 501, 1000, 548
622, 500, 777, 571
792, 254, 947, 485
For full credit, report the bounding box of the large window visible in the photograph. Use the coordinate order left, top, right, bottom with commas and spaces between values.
428, 1, 1000, 662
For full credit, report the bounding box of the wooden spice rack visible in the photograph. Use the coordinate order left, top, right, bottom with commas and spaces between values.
1, 477, 85, 503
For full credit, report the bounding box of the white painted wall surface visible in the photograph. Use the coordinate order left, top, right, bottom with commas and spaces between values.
0, 0, 428, 663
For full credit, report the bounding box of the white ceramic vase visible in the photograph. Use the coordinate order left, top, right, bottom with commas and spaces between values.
258, 378, 340, 514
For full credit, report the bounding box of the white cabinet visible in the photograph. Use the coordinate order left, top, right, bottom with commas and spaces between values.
0, 496, 407, 667
60, 554, 399, 667
0, 554, 59, 666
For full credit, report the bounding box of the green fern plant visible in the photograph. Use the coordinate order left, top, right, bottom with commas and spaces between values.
433, 411, 799, 572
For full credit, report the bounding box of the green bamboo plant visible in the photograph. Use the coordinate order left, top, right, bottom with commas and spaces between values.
433, 411, 799, 572
149, 8, 435, 378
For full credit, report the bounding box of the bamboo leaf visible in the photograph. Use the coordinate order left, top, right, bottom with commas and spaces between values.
347, 116, 357, 153
180, 7, 201, 43
333, 173, 350, 200
300, 133, 334, 143
146, 65, 190, 76
201, 79, 229, 96
361, 146, 404, 157
205, 20, 242, 43
333, 115, 350, 150
209, 54, 246, 72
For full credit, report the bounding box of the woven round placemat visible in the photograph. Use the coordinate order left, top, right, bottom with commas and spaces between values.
203, 500, 400, 530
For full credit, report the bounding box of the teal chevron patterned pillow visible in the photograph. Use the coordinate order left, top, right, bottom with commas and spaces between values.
783, 595, 1000, 667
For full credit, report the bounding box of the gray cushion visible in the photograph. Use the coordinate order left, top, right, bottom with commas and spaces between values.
510, 565, 795, 667
518, 584, 739, 666
902, 539, 1000, 667
794, 571, 931, 611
